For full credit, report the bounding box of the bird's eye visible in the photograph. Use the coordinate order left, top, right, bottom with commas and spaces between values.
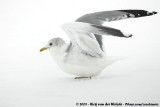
49, 43, 52, 46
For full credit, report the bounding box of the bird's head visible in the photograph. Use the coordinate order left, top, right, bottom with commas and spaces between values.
40, 37, 65, 52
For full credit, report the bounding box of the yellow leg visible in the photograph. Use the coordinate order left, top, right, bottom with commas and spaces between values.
74, 77, 92, 79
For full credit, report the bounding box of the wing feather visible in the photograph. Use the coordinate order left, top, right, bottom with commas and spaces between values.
76, 10, 157, 51
62, 22, 132, 38
61, 22, 131, 57
76, 10, 157, 24
61, 22, 106, 57
62, 10, 157, 57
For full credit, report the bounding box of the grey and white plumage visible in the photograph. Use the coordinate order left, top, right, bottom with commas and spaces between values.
76, 9, 157, 51
40, 10, 157, 78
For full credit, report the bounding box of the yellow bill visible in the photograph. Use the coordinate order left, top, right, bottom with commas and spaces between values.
40, 47, 48, 52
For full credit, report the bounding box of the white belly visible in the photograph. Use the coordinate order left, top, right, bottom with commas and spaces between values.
58, 62, 103, 77
50, 46, 121, 77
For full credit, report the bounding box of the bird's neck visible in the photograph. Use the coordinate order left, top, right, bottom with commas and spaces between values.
49, 45, 65, 63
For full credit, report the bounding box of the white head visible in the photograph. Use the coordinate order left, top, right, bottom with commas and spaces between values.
40, 37, 65, 52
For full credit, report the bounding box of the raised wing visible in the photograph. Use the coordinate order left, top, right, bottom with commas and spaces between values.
76, 9, 157, 51
76, 10, 157, 24
61, 22, 131, 57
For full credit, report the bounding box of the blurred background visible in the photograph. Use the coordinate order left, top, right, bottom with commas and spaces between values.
0, 0, 160, 107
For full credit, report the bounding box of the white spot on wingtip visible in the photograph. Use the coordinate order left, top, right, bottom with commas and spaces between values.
123, 15, 128, 18
147, 11, 157, 15
121, 31, 132, 38
147, 11, 153, 14
129, 14, 135, 18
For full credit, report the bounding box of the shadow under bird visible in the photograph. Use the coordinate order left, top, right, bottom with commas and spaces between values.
40, 9, 157, 79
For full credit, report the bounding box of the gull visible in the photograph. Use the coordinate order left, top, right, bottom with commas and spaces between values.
40, 10, 157, 79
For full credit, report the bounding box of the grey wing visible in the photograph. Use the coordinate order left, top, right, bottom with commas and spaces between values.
76, 9, 157, 51
76, 10, 157, 24
61, 22, 131, 57
61, 22, 105, 57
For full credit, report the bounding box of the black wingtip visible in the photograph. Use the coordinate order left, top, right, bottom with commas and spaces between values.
147, 11, 158, 16
125, 34, 133, 38
119, 10, 158, 18
153, 11, 158, 14
128, 34, 133, 38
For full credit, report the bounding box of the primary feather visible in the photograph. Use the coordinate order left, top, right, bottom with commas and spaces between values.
76, 9, 157, 51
